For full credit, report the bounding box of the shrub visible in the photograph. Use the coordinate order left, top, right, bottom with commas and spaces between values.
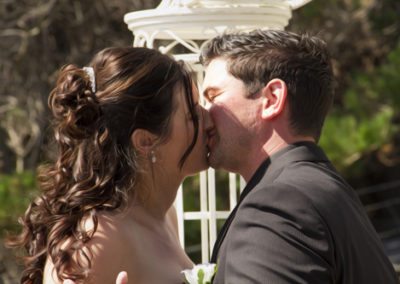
0, 171, 38, 236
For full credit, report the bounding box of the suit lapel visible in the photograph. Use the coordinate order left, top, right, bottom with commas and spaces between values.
210, 158, 271, 262
210, 142, 329, 263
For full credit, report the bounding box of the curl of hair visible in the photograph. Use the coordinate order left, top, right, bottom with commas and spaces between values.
49, 65, 102, 142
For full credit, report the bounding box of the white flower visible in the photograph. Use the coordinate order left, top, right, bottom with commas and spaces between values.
181, 263, 217, 284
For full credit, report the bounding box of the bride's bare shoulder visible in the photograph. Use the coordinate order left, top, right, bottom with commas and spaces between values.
82, 211, 138, 282
43, 212, 137, 283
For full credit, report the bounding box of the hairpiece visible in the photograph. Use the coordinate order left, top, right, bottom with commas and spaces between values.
83, 67, 96, 93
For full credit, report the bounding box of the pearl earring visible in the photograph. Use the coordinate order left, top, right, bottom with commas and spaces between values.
150, 150, 156, 164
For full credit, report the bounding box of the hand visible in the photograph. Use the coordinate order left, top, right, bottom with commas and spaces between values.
115, 271, 128, 284
63, 271, 128, 284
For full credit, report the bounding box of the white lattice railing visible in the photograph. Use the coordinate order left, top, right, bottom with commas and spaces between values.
175, 170, 246, 263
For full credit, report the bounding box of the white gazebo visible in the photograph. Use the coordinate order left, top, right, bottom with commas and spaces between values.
124, 0, 311, 263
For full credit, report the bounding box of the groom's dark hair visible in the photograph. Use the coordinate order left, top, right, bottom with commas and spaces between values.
200, 29, 335, 141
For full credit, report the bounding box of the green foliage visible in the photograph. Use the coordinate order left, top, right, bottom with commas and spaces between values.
369, 0, 400, 32
320, 42, 400, 174
373, 43, 400, 108
344, 42, 400, 111
320, 107, 393, 171
0, 171, 38, 235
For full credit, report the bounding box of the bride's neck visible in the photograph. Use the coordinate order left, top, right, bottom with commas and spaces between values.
129, 175, 182, 221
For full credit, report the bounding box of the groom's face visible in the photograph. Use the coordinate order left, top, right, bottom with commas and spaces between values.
202, 58, 261, 174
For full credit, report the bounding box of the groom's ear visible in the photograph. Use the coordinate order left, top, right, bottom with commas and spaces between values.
131, 129, 158, 155
260, 78, 287, 120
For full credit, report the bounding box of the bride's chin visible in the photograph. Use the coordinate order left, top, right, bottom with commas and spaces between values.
187, 160, 210, 176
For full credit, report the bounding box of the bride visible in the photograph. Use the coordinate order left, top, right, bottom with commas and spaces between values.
7, 46, 211, 284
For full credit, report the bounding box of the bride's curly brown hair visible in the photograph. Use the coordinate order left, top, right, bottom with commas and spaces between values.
6, 47, 199, 283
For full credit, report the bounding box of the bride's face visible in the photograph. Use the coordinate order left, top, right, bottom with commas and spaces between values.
157, 83, 209, 178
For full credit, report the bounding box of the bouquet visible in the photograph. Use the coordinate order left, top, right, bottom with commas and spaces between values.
181, 263, 217, 284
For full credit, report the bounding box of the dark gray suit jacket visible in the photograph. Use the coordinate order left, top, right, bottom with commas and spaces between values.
211, 142, 398, 284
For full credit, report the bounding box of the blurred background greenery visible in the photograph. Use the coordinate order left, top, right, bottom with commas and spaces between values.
1, 0, 399, 278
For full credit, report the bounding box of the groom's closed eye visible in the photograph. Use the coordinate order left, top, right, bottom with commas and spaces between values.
203, 87, 220, 102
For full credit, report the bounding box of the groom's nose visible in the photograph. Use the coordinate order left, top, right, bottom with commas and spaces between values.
204, 99, 212, 111
202, 106, 215, 131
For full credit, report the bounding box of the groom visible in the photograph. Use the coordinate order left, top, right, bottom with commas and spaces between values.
199, 29, 398, 283
71, 30, 398, 283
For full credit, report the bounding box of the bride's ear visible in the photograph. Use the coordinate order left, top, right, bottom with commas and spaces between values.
260, 78, 287, 120
131, 129, 158, 156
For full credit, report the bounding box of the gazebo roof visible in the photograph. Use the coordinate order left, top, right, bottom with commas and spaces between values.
124, 0, 311, 41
